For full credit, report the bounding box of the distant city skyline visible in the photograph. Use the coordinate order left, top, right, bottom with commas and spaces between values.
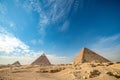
0, 0, 120, 64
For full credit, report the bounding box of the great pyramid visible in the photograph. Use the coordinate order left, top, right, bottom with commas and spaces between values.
73, 48, 110, 64
31, 53, 51, 66
12, 61, 21, 66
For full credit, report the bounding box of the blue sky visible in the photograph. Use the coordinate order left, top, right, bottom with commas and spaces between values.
0, 0, 120, 64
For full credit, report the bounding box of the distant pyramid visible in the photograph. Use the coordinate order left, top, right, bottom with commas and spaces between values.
73, 48, 110, 64
12, 61, 21, 66
31, 53, 51, 66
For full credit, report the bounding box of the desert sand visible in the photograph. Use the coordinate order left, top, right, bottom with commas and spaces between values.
0, 62, 120, 80
0, 48, 120, 80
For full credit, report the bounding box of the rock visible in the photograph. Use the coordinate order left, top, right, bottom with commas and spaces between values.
90, 64, 96, 67
83, 76, 87, 79
106, 71, 120, 78
88, 70, 101, 78
105, 62, 114, 66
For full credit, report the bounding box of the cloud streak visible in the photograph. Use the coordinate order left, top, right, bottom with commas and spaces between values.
59, 20, 69, 32
0, 28, 70, 64
90, 34, 120, 62
19, 0, 81, 35
0, 28, 29, 54
31, 39, 44, 45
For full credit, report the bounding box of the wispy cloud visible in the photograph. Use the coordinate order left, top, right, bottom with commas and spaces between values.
0, 28, 70, 64
98, 34, 120, 44
90, 34, 120, 62
31, 39, 43, 45
19, 0, 77, 35
72, 0, 81, 13
0, 3, 7, 15
0, 28, 29, 54
59, 20, 69, 32
0, 3, 16, 31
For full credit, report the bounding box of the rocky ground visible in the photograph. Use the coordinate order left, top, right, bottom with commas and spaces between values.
0, 62, 120, 80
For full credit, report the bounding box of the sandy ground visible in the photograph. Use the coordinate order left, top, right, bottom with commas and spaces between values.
0, 63, 120, 80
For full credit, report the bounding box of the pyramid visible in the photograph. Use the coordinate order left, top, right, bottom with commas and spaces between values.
12, 61, 21, 66
73, 48, 110, 64
31, 53, 51, 66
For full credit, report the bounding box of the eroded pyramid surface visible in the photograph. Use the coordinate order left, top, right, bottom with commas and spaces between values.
73, 48, 110, 64
31, 53, 51, 66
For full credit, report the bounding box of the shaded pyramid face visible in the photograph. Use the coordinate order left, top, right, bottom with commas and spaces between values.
31, 53, 51, 66
12, 61, 21, 66
73, 48, 110, 64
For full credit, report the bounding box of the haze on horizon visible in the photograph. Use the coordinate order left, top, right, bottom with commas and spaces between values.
0, 0, 120, 64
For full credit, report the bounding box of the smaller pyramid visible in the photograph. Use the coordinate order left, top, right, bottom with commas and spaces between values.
31, 53, 51, 66
73, 48, 110, 64
12, 61, 21, 66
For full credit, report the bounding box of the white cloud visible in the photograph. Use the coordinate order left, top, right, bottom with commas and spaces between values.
38, 15, 49, 36
0, 28, 70, 64
0, 28, 29, 53
0, 1, 72, 65
20, 0, 75, 35
90, 34, 120, 62
99, 34, 120, 44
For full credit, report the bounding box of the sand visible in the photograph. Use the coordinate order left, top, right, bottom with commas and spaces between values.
0, 62, 120, 80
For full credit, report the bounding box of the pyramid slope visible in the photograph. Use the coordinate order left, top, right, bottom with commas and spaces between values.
73, 48, 110, 64
31, 53, 51, 66
12, 61, 21, 66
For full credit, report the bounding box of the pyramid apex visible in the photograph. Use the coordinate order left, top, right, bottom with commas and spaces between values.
12, 61, 21, 66
42, 53, 46, 56
82, 47, 89, 50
